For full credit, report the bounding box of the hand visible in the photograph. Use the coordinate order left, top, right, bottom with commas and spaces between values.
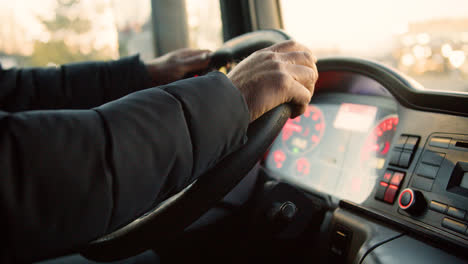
227, 40, 318, 122
146, 48, 211, 86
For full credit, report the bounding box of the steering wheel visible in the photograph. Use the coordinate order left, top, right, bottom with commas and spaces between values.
83, 30, 292, 261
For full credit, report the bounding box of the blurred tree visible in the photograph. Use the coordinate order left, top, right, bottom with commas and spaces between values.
29, 0, 113, 66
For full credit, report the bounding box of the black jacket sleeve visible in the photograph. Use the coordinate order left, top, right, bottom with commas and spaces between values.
0, 55, 152, 112
0, 72, 250, 263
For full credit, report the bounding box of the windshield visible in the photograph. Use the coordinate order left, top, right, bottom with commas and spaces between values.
280, 0, 468, 92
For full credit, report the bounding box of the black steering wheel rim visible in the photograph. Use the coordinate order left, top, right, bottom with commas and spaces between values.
82, 30, 292, 261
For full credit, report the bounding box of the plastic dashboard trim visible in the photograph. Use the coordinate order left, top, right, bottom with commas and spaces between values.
339, 199, 468, 258
316, 58, 468, 118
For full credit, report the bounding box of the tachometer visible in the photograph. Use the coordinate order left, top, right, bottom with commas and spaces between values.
282, 105, 325, 154
361, 115, 399, 169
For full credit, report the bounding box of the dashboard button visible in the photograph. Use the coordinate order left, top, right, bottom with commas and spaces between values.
395, 135, 408, 149
429, 201, 448, 214
442, 218, 467, 234
416, 163, 440, 179
384, 184, 399, 204
447, 207, 466, 221
398, 151, 412, 168
389, 150, 402, 166
390, 171, 405, 187
404, 136, 419, 151
430, 137, 451, 149
381, 170, 393, 184
421, 151, 445, 166
411, 176, 434, 191
375, 182, 388, 201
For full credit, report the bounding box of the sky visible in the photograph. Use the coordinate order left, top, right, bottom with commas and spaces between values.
281, 0, 468, 56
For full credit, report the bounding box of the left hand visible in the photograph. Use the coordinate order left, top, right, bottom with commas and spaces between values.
145, 48, 212, 87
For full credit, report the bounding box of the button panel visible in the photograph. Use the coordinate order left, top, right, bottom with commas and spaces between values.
429, 200, 468, 236
389, 135, 420, 168
375, 171, 405, 204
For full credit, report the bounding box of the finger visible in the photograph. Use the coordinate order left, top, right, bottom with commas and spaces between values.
182, 52, 211, 72
284, 64, 317, 95
278, 51, 317, 68
178, 49, 211, 58
268, 40, 313, 54
287, 79, 312, 117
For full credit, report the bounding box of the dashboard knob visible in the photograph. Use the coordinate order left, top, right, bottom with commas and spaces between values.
270, 201, 298, 223
398, 188, 426, 215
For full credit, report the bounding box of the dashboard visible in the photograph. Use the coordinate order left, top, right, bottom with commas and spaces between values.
259, 62, 468, 262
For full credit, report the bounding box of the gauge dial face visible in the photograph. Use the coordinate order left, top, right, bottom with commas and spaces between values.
282, 105, 325, 154
361, 115, 399, 169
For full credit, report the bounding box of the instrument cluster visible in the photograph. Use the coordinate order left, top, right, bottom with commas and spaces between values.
264, 95, 399, 203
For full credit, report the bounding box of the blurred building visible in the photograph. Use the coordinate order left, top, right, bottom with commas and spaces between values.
394, 18, 468, 76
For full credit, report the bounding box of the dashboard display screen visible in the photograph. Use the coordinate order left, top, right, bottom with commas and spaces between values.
334, 103, 377, 132
264, 100, 398, 204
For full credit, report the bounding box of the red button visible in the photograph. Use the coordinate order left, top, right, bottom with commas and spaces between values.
381, 171, 392, 183
375, 181, 389, 201
390, 172, 405, 187
384, 184, 399, 204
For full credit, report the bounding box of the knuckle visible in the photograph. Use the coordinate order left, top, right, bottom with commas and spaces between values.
271, 60, 285, 71
262, 51, 277, 60
301, 51, 313, 61
274, 71, 290, 87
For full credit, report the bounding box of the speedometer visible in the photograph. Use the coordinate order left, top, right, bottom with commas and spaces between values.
361, 115, 399, 169
282, 105, 325, 154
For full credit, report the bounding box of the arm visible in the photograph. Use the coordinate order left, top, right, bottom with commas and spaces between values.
1, 72, 249, 262
0, 55, 152, 112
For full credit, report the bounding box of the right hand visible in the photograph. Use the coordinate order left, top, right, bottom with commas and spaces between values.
227, 40, 318, 122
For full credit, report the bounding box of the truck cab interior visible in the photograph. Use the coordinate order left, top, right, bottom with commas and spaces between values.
2, 0, 467, 263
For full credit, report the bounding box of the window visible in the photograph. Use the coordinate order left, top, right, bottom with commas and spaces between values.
186, 0, 223, 51
0, 0, 223, 69
0, 0, 124, 67
280, 0, 468, 92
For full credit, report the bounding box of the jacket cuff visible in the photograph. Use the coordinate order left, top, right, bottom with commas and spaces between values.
162, 71, 250, 180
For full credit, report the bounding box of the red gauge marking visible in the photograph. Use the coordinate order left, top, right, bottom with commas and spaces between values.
312, 112, 319, 121
296, 157, 310, 176
311, 135, 319, 143
273, 150, 286, 168
315, 123, 322, 131
361, 115, 399, 165
380, 141, 390, 155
